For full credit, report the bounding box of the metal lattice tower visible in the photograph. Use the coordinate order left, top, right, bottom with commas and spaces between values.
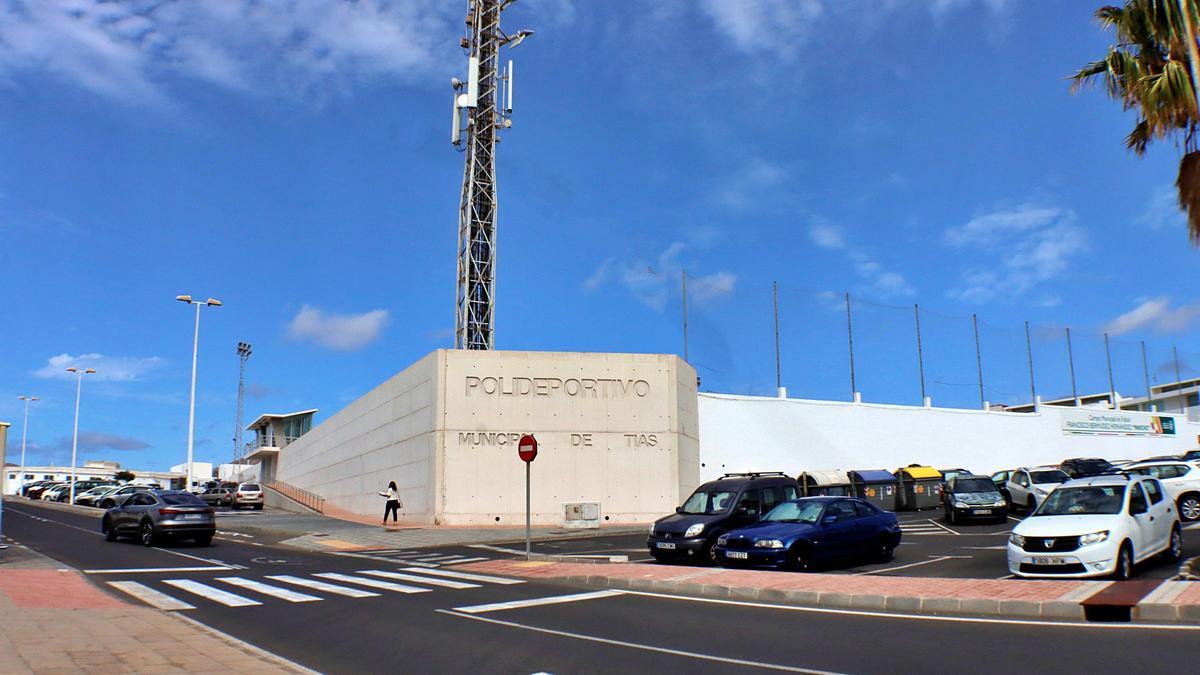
233, 342, 251, 462
452, 0, 532, 350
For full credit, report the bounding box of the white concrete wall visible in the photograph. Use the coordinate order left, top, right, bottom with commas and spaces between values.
698, 393, 1200, 486
276, 352, 440, 522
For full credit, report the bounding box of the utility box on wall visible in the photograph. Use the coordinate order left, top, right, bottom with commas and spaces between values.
563, 502, 600, 529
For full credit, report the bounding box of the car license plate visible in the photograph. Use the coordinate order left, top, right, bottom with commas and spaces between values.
727, 551, 748, 559
656, 542, 676, 550
181, 514, 204, 520
974, 509, 992, 515
1032, 556, 1071, 565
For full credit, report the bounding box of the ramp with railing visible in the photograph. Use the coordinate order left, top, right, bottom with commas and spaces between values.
264, 480, 325, 514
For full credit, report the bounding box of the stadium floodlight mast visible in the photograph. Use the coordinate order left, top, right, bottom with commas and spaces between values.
177, 295, 222, 492
16, 395, 38, 494
65, 368, 96, 505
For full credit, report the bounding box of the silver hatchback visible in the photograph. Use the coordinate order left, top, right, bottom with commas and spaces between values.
102, 490, 216, 546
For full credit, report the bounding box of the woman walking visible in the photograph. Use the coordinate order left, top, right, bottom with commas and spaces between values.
379, 481, 402, 526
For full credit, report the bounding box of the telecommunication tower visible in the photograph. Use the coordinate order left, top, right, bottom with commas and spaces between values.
452, 0, 533, 350
233, 342, 252, 462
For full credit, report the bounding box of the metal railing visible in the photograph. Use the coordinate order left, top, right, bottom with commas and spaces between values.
265, 480, 325, 514
244, 436, 300, 455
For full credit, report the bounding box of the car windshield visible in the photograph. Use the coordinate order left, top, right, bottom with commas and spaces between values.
680, 490, 735, 514
162, 493, 205, 505
952, 478, 996, 493
1034, 486, 1126, 516
1031, 470, 1069, 484
761, 501, 825, 524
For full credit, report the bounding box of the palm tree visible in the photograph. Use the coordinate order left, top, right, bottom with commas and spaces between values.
1072, 0, 1200, 243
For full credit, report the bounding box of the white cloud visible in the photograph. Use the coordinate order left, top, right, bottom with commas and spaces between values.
1137, 187, 1185, 232
807, 221, 845, 249
0, 1, 456, 102
583, 241, 736, 311
287, 306, 389, 351
807, 216, 914, 299
33, 353, 164, 381
715, 157, 787, 210
944, 204, 1085, 303
1103, 297, 1200, 335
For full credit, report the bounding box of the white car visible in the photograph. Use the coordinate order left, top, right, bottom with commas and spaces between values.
1008, 474, 1182, 579
41, 485, 69, 501
1123, 460, 1200, 522
1006, 466, 1071, 512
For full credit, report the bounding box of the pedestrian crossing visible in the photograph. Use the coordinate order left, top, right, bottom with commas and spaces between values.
900, 520, 955, 536
106, 566, 522, 611
333, 548, 492, 568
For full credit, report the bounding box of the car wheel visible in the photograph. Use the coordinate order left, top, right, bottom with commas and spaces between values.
103, 518, 117, 542
946, 507, 957, 525
194, 534, 213, 547
1165, 526, 1183, 562
140, 521, 157, 547
874, 537, 895, 563
787, 544, 812, 572
1113, 542, 1134, 581
1178, 494, 1200, 523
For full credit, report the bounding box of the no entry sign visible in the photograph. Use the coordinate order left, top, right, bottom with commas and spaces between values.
518, 434, 538, 462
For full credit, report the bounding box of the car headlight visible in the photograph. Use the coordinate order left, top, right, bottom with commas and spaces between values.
1078, 530, 1109, 546
953, 501, 968, 508
754, 539, 785, 549
1009, 533, 1026, 547
717, 535, 728, 546
684, 523, 705, 538
994, 500, 1008, 507
648, 522, 656, 535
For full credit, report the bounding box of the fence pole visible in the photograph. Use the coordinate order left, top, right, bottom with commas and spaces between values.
1104, 332, 1117, 409
845, 292, 857, 400
1141, 340, 1153, 409
773, 281, 781, 393
914, 304, 926, 404
972, 313, 984, 409
1066, 327, 1079, 406
681, 270, 688, 362
1025, 321, 1037, 406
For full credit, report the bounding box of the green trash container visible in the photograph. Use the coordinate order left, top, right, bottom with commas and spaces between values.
894, 466, 944, 510
847, 470, 897, 512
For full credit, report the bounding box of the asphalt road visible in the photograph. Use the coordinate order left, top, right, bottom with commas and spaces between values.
6, 499, 1200, 674
528, 510, 1200, 579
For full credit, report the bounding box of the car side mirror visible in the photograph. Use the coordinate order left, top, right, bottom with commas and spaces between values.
736, 505, 758, 517
675, 506, 683, 513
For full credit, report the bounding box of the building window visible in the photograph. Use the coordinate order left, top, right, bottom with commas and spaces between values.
24, 474, 34, 480
7, 474, 14, 480
43, 475, 54, 480
1188, 393, 1199, 408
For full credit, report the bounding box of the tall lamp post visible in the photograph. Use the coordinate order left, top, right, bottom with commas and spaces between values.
66, 368, 95, 505
177, 295, 222, 492
16, 395, 38, 495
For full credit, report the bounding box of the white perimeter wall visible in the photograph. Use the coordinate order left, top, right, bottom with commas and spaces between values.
698, 393, 1200, 486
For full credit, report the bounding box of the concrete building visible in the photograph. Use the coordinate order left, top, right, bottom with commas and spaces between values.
253, 350, 698, 525
3, 460, 182, 495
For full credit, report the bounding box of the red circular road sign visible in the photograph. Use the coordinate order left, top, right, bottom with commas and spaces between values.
518, 434, 538, 463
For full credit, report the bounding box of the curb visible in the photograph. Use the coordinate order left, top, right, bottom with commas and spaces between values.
7, 497, 103, 517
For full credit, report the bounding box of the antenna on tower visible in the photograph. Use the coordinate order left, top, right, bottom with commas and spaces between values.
233, 342, 252, 466
452, 0, 534, 350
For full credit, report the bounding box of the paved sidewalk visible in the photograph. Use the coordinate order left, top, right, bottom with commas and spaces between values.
0, 545, 309, 674
453, 559, 1200, 624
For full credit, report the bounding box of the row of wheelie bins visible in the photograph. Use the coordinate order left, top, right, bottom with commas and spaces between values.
798, 466, 943, 511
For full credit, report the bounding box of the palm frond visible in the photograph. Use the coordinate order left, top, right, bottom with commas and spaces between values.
1176, 150, 1200, 243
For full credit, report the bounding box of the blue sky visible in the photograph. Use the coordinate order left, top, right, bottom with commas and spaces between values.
2, 0, 1198, 473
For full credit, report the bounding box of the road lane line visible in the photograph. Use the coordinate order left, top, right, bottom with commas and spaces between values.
453, 590, 625, 614
313, 573, 431, 594
265, 575, 380, 598
851, 555, 964, 576
926, 519, 961, 535
217, 577, 323, 602
437, 609, 845, 673
468, 543, 528, 555
163, 579, 261, 607
439, 557, 489, 565
107, 581, 195, 610
414, 555, 466, 562
359, 570, 479, 589
398, 567, 525, 585
85, 566, 234, 574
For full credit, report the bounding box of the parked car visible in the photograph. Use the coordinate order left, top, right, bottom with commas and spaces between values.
1123, 460, 1200, 522
990, 470, 1014, 502
1006, 467, 1070, 512
102, 490, 215, 546
647, 472, 801, 564
29, 482, 65, 500
1180, 449, 1200, 462
713, 497, 901, 570
58, 481, 109, 502
200, 487, 234, 507
20, 481, 52, 497
942, 475, 1008, 524
1008, 474, 1181, 579
97, 485, 153, 509
40, 484, 69, 501
1059, 457, 1115, 479
232, 483, 265, 510
75, 485, 118, 507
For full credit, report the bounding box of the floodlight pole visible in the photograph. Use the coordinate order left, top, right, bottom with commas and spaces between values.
17, 396, 37, 495
178, 296, 221, 492
67, 368, 95, 505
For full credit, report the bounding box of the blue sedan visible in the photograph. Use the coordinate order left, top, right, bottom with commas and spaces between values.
714, 497, 901, 571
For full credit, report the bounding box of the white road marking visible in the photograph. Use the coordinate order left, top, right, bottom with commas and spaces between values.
85, 566, 233, 574
107, 581, 195, 610
926, 519, 961, 535
619, 589, 1200, 631
851, 555, 969, 576
398, 567, 525, 585
438, 609, 846, 674
453, 590, 625, 614
163, 579, 262, 607
440, 557, 489, 565
216, 577, 322, 603
468, 543, 529, 555
359, 570, 479, 589
413, 555, 466, 562
1185, 523, 1200, 531
266, 575, 379, 598
313, 573, 431, 594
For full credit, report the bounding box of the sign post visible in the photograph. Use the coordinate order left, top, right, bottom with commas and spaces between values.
518, 434, 537, 559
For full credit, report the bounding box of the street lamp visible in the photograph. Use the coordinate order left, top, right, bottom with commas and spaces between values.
65, 368, 96, 504
16, 395, 38, 495
178, 295, 222, 492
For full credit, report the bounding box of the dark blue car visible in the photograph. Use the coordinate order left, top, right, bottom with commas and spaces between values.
714, 497, 901, 571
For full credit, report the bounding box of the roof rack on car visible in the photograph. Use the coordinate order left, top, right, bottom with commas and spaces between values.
719, 471, 790, 479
